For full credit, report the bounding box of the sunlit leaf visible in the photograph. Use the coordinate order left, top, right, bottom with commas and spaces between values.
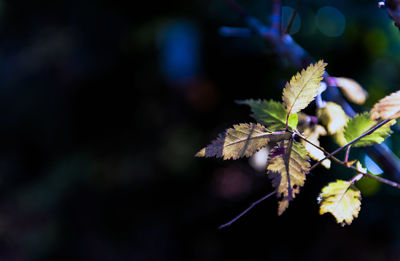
317, 102, 348, 135
356, 161, 367, 174
267, 140, 310, 215
335, 77, 368, 105
282, 60, 327, 115
196, 123, 291, 160
237, 99, 298, 131
302, 125, 331, 169
370, 90, 400, 120
343, 112, 395, 147
333, 131, 348, 147
319, 180, 361, 226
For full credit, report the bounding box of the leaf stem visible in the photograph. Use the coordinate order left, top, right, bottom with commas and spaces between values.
344, 145, 351, 163
284, 133, 296, 200
221, 0, 400, 178
285, 113, 290, 131
218, 191, 276, 229
309, 119, 391, 171
350, 173, 364, 185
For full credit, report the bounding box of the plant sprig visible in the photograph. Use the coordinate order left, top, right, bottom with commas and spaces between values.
196, 61, 400, 227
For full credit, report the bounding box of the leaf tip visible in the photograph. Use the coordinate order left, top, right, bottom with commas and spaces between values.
195, 148, 206, 157
235, 99, 248, 105
316, 59, 328, 68
277, 199, 289, 216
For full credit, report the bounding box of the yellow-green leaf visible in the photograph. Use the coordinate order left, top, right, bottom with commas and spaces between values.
237, 99, 298, 131
343, 112, 395, 147
319, 180, 361, 226
333, 131, 348, 147
370, 90, 400, 120
335, 77, 368, 105
302, 125, 331, 169
267, 140, 310, 215
317, 102, 348, 135
196, 123, 291, 160
282, 60, 327, 115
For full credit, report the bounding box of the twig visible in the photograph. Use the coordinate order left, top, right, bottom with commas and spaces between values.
347, 163, 400, 188
294, 131, 400, 189
218, 191, 276, 229
344, 146, 351, 163
285, 1, 300, 34
221, 0, 400, 179
310, 119, 392, 171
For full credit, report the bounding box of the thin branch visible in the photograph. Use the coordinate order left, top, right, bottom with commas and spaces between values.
295, 131, 353, 166
310, 119, 392, 171
294, 131, 332, 155
285, 2, 300, 34
294, 131, 400, 189
221, 0, 400, 178
218, 191, 276, 229
347, 164, 400, 188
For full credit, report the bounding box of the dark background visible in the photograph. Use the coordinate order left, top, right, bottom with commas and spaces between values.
1, 0, 400, 260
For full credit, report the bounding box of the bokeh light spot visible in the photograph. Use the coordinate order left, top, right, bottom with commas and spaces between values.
364, 155, 383, 175
364, 29, 388, 58
315, 6, 346, 37
249, 147, 269, 172
357, 176, 381, 197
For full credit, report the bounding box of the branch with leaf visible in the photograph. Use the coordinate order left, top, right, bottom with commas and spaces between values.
219, 0, 400, 179
197, 61, 400, 227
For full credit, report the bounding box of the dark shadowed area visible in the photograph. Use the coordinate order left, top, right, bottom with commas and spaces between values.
1, 0, 400, 260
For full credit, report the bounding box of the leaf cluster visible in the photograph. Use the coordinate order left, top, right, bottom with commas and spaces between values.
196, 61, 400, 226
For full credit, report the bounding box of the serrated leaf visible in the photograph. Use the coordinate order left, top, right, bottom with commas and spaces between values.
317, 102, 349, 135
267, 140, 310, 215
282, 60, 327, 115
302, 125, 331, 169
237, 99, 298, 131
196, 123, 291, 160
319, 180, 361, 226
343, 112, 395, 147
335, 77, 368, 105
370, 90, 400, 120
